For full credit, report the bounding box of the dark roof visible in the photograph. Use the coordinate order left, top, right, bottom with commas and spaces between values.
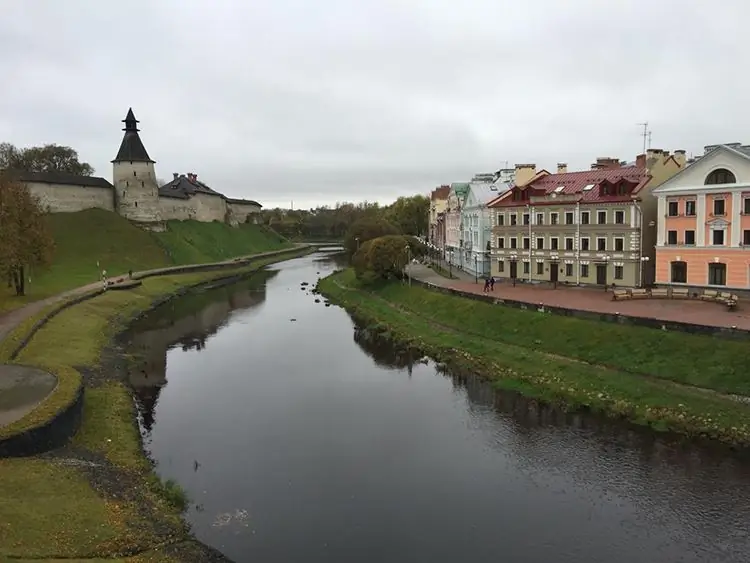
431, 186, 450, 200
158, 174, 225, 200
225, 197, 261, 207
112, 108, 154, 163
17, 171, 113, 189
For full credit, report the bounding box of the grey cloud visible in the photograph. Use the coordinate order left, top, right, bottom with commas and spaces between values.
0, 0, 748, 209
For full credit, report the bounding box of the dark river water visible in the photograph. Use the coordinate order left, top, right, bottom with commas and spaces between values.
125, 250, 750, 563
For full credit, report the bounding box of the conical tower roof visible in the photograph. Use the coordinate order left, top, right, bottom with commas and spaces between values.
112, 108, 155, 163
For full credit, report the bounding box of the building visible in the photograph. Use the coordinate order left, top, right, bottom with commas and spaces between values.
429, 185, 450, 249
445, 182, 470, 269
488, 153, 683, 287
461, 173, 510, 278
652, 143, 750, 290
20, 108, 262, 230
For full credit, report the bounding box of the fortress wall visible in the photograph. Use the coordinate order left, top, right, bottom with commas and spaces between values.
159, 197, 198, 221
227, 201, 262, 226
193, 192, 227, 222
27, 182, 115, 213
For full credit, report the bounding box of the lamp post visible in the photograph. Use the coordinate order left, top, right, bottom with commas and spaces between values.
550, 253, 560, 289
405, 244, 411, 287
640, 255, 650, 288
474, 254, 478, 284
355, 237, 360, 251
449, 249, 453, 277
509, 252, 518, 287
603, 255, 610, 292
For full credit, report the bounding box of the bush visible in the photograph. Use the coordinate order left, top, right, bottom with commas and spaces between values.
353, 235, 412, 281
344, 217, 399, 257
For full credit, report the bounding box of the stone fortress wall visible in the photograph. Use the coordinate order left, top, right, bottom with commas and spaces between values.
21, 108, 262, 228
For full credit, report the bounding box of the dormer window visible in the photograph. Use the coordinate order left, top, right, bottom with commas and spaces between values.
705, 168, 736, 185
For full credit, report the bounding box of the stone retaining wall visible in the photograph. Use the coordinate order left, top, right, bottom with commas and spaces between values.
412, 278, 750, 341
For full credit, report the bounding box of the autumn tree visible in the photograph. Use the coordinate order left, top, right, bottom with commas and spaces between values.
384, 195, 430, 237
344, 217, 399, 257
0, 142, 94, 176
353, 235, 412, 281
0, 173, 55, 296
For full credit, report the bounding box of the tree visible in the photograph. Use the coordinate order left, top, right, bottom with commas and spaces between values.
0, 142, 94, 176
384, 195, 430, 237
344, 217, 399, 257
0, 173, 55, 296
353, 235, 411, 281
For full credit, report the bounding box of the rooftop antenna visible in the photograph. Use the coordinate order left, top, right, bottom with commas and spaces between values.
638, 122, 651, 154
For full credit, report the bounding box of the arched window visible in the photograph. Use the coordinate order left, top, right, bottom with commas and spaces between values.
670, 261, 687, 283
705, 168, 736, 185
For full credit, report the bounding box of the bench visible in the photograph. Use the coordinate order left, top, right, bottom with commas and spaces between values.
671, 288, 690, 299
650, 288, 669, 298
631, 289, 650, 299
612, 289, 631, 301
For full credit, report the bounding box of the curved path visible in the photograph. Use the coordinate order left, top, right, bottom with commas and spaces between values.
0, 246, 307, 429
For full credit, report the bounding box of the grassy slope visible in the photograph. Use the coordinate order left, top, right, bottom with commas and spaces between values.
0, 250, 308, 561
318, 269, 750, 445
0, 210, 291, 311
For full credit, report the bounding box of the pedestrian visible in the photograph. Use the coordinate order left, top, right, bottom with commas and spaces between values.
483, 278, 490, 293
490, 276, 495, 291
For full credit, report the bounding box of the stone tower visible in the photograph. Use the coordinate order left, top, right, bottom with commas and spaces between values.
112, 108, 163, 228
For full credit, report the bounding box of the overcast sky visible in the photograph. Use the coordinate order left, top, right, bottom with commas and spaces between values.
1, 1, 747, 209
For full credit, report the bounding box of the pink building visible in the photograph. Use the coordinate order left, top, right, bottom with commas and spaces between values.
653, 143, 750, 290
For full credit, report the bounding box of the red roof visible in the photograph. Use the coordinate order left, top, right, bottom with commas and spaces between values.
431, 185, 451, 201
489, 166, 651, 207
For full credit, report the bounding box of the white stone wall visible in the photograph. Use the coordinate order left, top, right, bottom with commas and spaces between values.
227, 202, 261, 226
193, 192, 227, 222
113, 160, 163, 223
159, 197, 198, 221
26, 182, 115, 213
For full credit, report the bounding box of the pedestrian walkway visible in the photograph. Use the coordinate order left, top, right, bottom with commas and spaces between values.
0, 245, 308, 430
406, 263, 750, 331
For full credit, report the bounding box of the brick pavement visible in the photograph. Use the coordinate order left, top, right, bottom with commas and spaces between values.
408, 263, 750, 331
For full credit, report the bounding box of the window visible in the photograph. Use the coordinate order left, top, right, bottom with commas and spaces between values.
497, 237, 505, 249
705, 168, 736, 185
614, 238, 624, 251
565, 263, 573, 277
565, 212, 574, 225
565, 237, 574, 250
745, 198, 750, 215
536, 213, 544, 225
510, 237, 518, 249
671, 261, 687, 283
685, 200, 696, 216
550, 213, 559, 225
614, 210, 625, 224
708, 263, 727, 286
523, 237, 530, 249
596, 237, 606, 251
536, 262, 544, 275
510, 214, 518, 226
597, 211, 607, 224
550, 237, 559, 250
614, 266, 623, 280
744, 230, 750, 245
536, 237, 544, 249
581, 264, 589, 278
523, 262, 530, 274
712, 229, 725, 245
497, 214, 505, 226
581, 238, 590, 251
713, 198, 726, 216
523, 213, 530, 225
497, 260, 505, 273
581, 211, 590, 225
667, 201, 679, 217
685, 230, 695, 245
667, 230, 678, 245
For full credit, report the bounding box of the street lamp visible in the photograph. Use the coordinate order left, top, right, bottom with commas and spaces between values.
405, 244, 411, 287
550, 253, 560, 289
640, 255, 650, 288
509, 252, 518, 287
603, 255, 610, 292
449, 249, 453, 277
474, 254, 478, 284
355, 237, 360, 251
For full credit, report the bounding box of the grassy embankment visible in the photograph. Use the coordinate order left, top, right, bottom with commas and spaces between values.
0, 208, 291, 313
0, 247, 310, 562
318, 269, 750, 446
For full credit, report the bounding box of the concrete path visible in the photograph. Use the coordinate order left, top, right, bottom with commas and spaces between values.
407, 263, 750, 331
0, 245, 308, 430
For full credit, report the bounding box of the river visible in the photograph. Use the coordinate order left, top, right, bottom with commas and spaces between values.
125, 250, 750, 563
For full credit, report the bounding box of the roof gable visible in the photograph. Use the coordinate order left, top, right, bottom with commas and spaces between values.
159, 174, 225, 200
652, 144, 750, 193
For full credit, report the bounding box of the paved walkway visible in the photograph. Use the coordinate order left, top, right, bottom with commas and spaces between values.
407, 263, 750, 331
0, 245, 308, 430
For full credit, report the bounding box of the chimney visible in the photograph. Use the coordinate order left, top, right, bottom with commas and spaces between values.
514, 163, 537, 186
193, 173, 198, 182
557, 163, 568, 174
173, 173, 179, 180
673, 150, 686, 168
636, 154, 646, 168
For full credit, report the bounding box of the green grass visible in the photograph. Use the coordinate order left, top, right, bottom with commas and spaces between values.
0, 209, 292, 312
0, 247, 311, 560
318, 269, 750, 446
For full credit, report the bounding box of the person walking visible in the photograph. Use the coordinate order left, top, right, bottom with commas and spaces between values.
490, 276, 495, 291
483, 278, 490, 293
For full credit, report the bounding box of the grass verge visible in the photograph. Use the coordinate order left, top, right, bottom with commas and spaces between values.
0, 246, 311, 561
317, 269, 750, 447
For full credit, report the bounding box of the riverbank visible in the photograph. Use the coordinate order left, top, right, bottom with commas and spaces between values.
317, 269, 750, 448
0, 247, 312, 562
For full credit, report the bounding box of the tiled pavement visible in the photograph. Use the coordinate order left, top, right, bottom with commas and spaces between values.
407, 263, 750, 331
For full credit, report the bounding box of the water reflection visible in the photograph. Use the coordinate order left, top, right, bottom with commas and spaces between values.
126, 252, 750, 563
125, 269, 275, 434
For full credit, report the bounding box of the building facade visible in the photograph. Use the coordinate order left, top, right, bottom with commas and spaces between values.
489, 154, 683, 287
429, 185, 450, 249
444, 183, 469, 269
652, 143, 750, 290
461, 174, 510, 278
